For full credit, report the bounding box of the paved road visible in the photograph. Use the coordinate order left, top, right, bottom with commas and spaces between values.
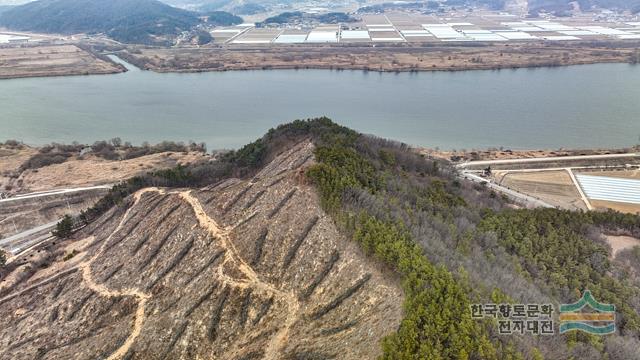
0, 220, 59, 249
472, 164, 635, 174
0, 185, 110, 258
456, 153, 640, 169
8, 233, 55, 259
565, 168, 594, 210
0, 185, 111, 204
460, 171, 554, 208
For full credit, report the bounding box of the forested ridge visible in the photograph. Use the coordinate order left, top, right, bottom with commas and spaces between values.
75, 118, 640, 359
203, 11, 243, 26
0, 0, 245, 44
257, 11, 357, 27
0, 0, 199, 45
528, 0, 640, 15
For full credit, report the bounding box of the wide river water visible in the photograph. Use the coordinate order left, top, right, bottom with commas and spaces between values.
1, 57, 639, 150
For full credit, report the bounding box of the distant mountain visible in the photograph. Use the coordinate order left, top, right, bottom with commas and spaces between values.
0, 0, 201, 44
202, 10, 243, 26
579, 0, 640, 13
231, 3, 266, 15
196, 0, 234, 12
258, 11, 357, 27
528, 0, 640, 15
445, 0, 640, 14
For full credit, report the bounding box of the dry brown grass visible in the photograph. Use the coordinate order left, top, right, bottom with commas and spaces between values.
119, 41, 639, 73
0, 145, 37, 192
426, 147, 639, 162
0, 146, 36, 174
606, 235, 640, 257
498, 170, 587, 210
17, 151, 205, 191
591, 200, 640, 214
0, 45, 123, 79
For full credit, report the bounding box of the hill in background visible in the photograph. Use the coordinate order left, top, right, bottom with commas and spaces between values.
529, 0, 640, 15
204, 10, 243, 26
0, 0, 200, 44
257, 11, 357, 27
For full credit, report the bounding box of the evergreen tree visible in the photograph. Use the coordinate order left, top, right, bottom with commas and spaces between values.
53, 215, 74, 238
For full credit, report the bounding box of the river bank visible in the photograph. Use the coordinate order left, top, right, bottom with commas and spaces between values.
117, 41, 640, 73
0, 45, 125, 80
1, 41, 638, 79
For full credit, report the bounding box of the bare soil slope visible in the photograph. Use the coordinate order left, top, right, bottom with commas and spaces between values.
0, 141, 403, 359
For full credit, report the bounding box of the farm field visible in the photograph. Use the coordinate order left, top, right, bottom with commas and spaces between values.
579, 169, 640, 179
212, 12, 640, 45
0, 45, 124, 79
576, 174, 640, 211
491, 167, 640, 214
497, 170, 587, 210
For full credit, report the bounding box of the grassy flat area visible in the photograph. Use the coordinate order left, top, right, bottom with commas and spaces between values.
592, 199, 640, 214
0, 45, 124, 79
119, 41, 640, 73
498, 170, 588, 210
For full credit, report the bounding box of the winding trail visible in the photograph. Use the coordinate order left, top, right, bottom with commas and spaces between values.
77, 188, 158, 360
3, 186, 301, 359
179, 190, 300, 360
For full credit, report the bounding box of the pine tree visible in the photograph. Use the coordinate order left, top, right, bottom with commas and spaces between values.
52, 215, 74, 238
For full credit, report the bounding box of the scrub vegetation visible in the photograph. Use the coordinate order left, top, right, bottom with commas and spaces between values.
19, 139, 207, 171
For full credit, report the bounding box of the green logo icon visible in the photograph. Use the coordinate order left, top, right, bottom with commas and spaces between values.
559, 290, 615, 335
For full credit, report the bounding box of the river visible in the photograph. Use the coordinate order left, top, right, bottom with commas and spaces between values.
1, 57, 639, 150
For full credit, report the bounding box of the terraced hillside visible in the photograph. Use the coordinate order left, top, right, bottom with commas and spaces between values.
4, 119, 640, 359
0, 140, 403, 360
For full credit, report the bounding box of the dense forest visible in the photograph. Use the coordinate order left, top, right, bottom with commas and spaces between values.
0, 0, 246, 44
257, 11, 357, 27
203, 10, 243, 26
75, 118, 640, 359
